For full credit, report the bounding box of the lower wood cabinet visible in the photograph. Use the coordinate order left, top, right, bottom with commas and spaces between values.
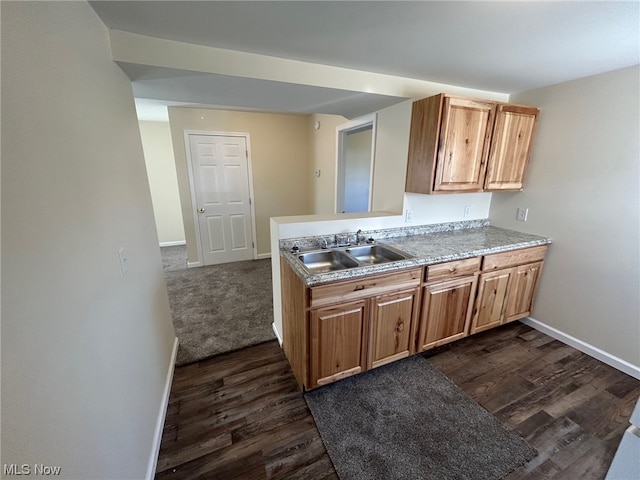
419, 276, 477, 350
471, 268, 512, 333
310, 300, 367, 387
281, 245, 547, 391
368, 288, 420, 369
309, 279, 420, 389
471, 246, 547, 334
505, 261, 544, 322
417, 257, 480, 351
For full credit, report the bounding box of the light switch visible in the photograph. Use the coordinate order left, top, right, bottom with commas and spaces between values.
117, 248, 128, 276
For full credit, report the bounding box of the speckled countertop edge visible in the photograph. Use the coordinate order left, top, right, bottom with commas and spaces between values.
280, 223, 552, 286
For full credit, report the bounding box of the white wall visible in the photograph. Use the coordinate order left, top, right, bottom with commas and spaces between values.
139, 121, 186, 245
491, 65, 640, 368
2, 3, 177, 479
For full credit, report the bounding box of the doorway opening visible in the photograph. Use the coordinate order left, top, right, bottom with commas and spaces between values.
336, 114, 377, 213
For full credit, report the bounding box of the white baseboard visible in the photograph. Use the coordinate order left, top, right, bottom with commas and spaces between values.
159, 241, 186, 247
272, 322, 283, 346
146, 336, 179, 480
187, 261, 202, 268
257, 252, 272, 260
522, 317, 640, 380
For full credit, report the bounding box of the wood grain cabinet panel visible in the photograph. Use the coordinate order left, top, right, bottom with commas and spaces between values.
472, 247, 547, 335
310, 300, 367, 388
368, 288, 420, 369
405, 93, 539, 194
426, 257, 481, 283
505, 261, 544, 322
471, 269, 512, 334
310, 268, 421, 308
434, 96, 495, 192
482, 245, 547, 272
419, 275, 478, 351
485, 104, 539, 191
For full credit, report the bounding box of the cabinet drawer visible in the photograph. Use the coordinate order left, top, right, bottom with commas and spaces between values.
310, 268, 421, 309
426, 257, 480, 283
482, 245, 547, 272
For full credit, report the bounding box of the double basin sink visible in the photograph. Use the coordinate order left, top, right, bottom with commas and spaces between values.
295, 244, 410, 274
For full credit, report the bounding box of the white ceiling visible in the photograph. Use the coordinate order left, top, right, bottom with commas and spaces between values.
91, 1, 640, 119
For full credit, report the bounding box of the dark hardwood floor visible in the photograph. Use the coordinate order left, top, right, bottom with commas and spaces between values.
155, 322, 639, 479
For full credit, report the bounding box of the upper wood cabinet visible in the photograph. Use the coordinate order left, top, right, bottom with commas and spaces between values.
405, 93, 539, 194
485, 104, 539, 190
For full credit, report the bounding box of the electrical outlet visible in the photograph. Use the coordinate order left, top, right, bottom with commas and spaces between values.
405, 209, 413, 223
516, 208, 529, 222
464, 205, 471, 218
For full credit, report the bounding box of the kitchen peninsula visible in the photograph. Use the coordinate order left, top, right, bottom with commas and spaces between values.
271, 216, 551, 390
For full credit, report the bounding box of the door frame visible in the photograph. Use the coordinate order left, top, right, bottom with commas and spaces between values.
183, 130, 258, 266
335, 113, 377, 213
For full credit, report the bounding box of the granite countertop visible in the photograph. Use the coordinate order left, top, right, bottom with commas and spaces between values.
281, 225, 552, 287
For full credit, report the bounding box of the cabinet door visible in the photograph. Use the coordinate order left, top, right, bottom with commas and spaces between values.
310, 300, 367, 388
368, 289, 419, 369
419, 276, 477, 351
504, 261, 544, 322
434, 96, 495, 192
471, 269, 512, 334
485, 104, 539, 191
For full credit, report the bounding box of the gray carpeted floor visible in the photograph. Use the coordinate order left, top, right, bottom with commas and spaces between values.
161, 246, 275, 366
305, 355, 537, 480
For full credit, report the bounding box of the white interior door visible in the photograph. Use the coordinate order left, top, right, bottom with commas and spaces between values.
188, 134, 254, 265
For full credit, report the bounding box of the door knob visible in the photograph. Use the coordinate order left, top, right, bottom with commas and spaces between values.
198, 208, 205, 213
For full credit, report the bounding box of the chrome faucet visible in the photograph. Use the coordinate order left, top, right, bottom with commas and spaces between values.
355, 229, 363, 245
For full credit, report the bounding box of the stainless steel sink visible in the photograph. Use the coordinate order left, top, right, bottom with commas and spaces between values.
297, 250, 359, 274
345, 245, 408, 265
295, 242, 410, 273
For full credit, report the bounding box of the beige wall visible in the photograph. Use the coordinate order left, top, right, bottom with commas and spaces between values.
2, 2, 177, 479
168, 107, 311, 261
139, 121, 186, 244
491, 65, 640, 367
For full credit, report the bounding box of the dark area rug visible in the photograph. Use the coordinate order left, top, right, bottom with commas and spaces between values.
305, 355, 537, 480
161, 246, 275, 366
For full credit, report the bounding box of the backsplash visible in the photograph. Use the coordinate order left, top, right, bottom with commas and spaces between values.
279, 218, 490, 250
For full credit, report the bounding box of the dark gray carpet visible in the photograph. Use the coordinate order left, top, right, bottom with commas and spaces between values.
305, 355, 536, 480
161, 247, 275, 366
